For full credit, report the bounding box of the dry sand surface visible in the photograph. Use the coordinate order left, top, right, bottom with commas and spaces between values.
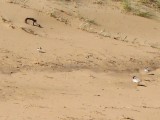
1, 0, 160, 120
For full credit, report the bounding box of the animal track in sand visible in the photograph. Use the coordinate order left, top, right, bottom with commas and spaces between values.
1, 16, 16, 29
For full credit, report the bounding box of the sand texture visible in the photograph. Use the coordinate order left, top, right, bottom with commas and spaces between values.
0, 0, 160, 120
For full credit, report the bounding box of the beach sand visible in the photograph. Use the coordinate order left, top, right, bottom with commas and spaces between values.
0, 0, 160, 119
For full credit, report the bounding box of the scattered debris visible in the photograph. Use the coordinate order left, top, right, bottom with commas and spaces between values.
122, 115, 135, 120
50, 9, 71, 25
94, 94, 101, 96
98, 29, 111, 37
137, 84, 147, 87
25, 17, 42, 28
1, 16, 11, 23
148, 73, 155, 75
79, 22, 96, 33
144, 79, 151, 82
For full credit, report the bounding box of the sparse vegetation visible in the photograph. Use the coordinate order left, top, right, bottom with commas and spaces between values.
93, 0, 104, 4
98, 29, 111, 37
79, 22, 96, 33
85, 19, 98, 25
112, 0, 122, 1
139, 0, 160, 10
122, 0, 153, 18
8, 0, 29, 6
123, 0, 132, 12
50, 10, 70, 25
50, 12, 57, 18
134, 10, 152, 18
150, 44, 160, 49
78, 14, 98, 26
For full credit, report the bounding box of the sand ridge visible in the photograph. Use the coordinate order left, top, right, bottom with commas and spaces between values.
0, 0, 160, 120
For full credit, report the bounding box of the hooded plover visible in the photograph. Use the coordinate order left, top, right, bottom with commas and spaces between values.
37, 47, 42, 51
37, 47, 45, 53
144, 67, 150, 73
132, 76, 141, 85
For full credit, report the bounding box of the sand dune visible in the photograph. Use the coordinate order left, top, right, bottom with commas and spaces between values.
0, 0, 160, 120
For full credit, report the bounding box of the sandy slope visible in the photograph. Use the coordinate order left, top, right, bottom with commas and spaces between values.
0, 0, 160, 120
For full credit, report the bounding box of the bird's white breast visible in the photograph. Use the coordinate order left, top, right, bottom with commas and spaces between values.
132, 78, 140, 83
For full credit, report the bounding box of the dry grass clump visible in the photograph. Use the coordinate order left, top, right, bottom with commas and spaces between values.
139, 0, 160, 9
93, 0, 104, 4
50, 9, 71, 25
8, 0, 29, 5
112, 0, 122, 1
123, 0, 132, 12
122, 0, 153, 18
85, 19, 98, 26
134, 10, 152, 18
79, 22, 96, 33
65, 0, 74, 1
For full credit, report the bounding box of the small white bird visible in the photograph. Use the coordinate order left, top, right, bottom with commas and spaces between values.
37, 47, 42, 51
144, 67, 150, 73
37, 47, 45, 53
132, 76, 141, 85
